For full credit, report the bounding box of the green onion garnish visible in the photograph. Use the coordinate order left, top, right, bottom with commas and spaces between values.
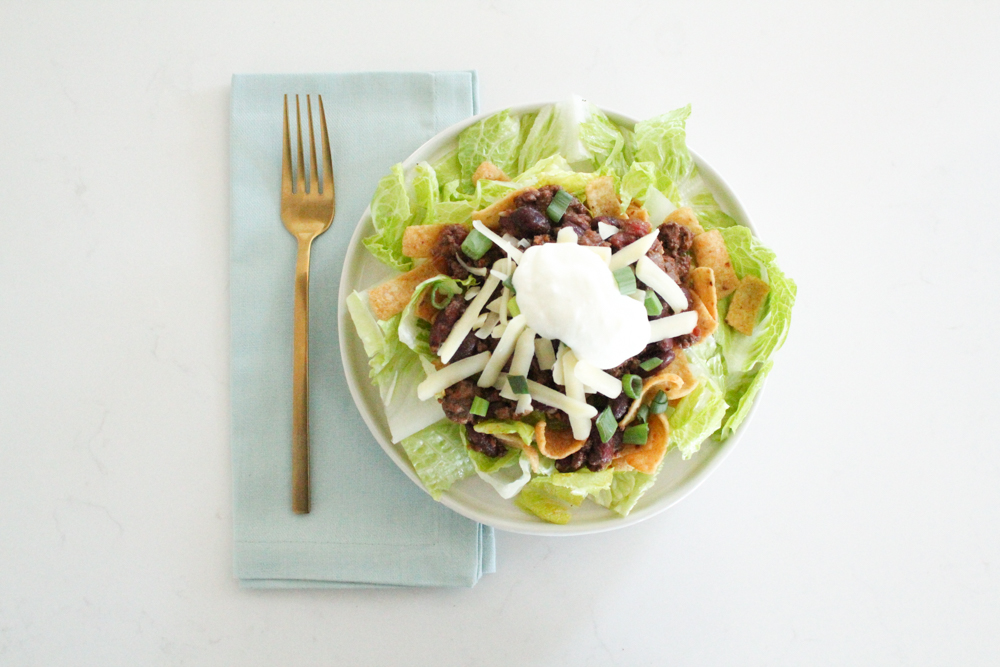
503, 275, 516, 295
644, 289, 663, 317
470, 396, 490, 417
596, 406, 617, 443
545, 189, 574, 222
461, 228, 493, 260
636, 405, 650, 423
507, 297, 520, 318
622, 374, 642, 399
613, 266, 636, 295
639, 357, 663, 372
507, 375, 529, 395
430, 281, 461, 309
649, 390, 668, 414
623, 423, 649, 445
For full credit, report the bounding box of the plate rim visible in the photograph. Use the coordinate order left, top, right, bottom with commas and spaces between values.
337, 101, 767, 536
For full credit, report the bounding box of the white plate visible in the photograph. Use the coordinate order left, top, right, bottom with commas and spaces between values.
338, 103, 764, 536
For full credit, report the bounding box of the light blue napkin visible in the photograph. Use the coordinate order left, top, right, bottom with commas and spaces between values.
230, 72, 495, 588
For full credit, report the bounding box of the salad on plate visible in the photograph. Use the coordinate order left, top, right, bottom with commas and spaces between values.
346, 98, 795, 524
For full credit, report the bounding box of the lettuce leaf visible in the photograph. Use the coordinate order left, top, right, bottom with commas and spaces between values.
468, 447, 521, 474
633, 105, 694, 188
410, 162, 439, 227
397, 274, 477, 359
346, 291, 446, 443
399, 419, 475, 500
592, 470, 656, 517
669, 379, 728, 459
473, 419, 535, 447
362, 164, 414, 271
457, 110, 523, 184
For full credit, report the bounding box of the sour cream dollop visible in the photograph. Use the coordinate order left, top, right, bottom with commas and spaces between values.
511, 243, 650, 370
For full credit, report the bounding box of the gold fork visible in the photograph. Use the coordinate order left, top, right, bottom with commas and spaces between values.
281, 94, 335, 514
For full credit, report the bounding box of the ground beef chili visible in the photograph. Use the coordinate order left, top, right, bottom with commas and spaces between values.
429, 185, 701, 469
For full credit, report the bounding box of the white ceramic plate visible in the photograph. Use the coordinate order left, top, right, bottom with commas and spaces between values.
338, 103, 764, 536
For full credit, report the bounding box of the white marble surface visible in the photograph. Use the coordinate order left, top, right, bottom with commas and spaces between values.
2, 1, 998, 664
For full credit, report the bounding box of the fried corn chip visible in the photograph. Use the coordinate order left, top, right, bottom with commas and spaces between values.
471, 188, 527, 230
725, 274, 771, 335
625, 199, 650, 222
367, 260, 441, 321
618, 413, 670, 474
692, 229, 739, 297
415, 291, 439, 322
472, 160, 510, 184
402, 223, 448, 259
690, 291, 718, 339
619, 351, 700, 428
534, 421, 587, 460
585, 176, 621, 218
666, 207, 705, 235
690, 266, 718, 322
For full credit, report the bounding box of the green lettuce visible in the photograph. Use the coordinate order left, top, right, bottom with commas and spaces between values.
397, 274, 476, 359
457, 110, 523, 184
592, 470, 657, 517
473, 420, 536, 447
362, 164, 414, 271
410, 162, 439, 227
399, 419, 475, 500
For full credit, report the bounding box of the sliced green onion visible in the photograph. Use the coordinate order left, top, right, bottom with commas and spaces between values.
639, 357, 663, 372
461, 228, 493, 260
622, 374, 642, 399
507, 374, 529, 395
545, 189, 574, 222
623, 423, 649, 445
636, 405, 650, 423
503, 275, 516, 295
595, 406, 617, 443
613, 266, 636, 295
430, 281, 461, 309
644, 289, 663, 317
507, 297, 520, 318
470, 396, 490, 417
649, 390, 668, 414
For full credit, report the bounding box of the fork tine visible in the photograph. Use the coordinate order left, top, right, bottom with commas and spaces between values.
306, 96, 319, 195
318, 95, 334, 198
281, 95, 293, 197
295, 95, 306, 195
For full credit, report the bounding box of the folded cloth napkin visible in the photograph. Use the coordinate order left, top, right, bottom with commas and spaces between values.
230, 72, 495, 588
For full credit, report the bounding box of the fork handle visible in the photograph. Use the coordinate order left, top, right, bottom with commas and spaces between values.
291, 235, 314, 514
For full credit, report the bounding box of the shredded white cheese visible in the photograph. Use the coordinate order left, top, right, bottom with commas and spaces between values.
561, 350, 592, 440
608, 230, 658, 272
525, 378, 598, 421
573, 359, 623, 399
598, 221, 618, 240
583, 245, 612, 265
648, 310, 699, 343
477, 314, 527, 388
508, 327, 537, 415
417, 351, 490, 401
534, 338, 557, 371
438, 274, 499, 363
635, 255, 688, 313
473, 220, 524, 263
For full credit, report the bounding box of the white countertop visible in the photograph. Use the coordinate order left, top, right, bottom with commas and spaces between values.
2, 2, 998, 664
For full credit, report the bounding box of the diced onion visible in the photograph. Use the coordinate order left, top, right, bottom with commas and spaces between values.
598, 221, 618, 240
473, 220, 523, 263
573, 359, 623, 399
438, 275, 499, 363
647, 310, 699, 343
608, 230, 658, 272
478, 314, 528, 387
417, 352, 490, 400
556, 227, 578, 243
635, 255, 688, 313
